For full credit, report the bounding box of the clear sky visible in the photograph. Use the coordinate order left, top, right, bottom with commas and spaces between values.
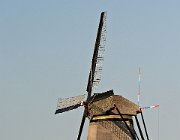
0, 0, 180, 140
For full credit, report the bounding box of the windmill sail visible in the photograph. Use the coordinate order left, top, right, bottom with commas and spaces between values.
86, 12, 107, 99
55, 95, 86, 114
77, 12, 107, 140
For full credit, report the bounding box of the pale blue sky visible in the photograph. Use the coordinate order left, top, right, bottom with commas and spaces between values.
0, 1, 180, 140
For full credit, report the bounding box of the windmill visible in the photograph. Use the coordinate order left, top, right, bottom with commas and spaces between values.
55, 12, 151, 140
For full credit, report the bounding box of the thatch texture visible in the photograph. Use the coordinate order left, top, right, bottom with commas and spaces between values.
88, 90, 139, 117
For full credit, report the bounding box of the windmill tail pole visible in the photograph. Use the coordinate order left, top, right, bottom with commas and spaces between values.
114, 104, 137, 140
132, 126, 140, 140
140, 109, 150, 140
135, 115, 145, 140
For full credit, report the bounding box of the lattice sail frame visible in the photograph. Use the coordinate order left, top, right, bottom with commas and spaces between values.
55, 94, 86, 114
92, 12, 107, 89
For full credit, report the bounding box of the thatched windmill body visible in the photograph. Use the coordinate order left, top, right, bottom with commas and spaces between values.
55, 12, 149, 140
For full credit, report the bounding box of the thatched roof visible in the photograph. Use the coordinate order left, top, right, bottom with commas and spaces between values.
88, 90, 139, 116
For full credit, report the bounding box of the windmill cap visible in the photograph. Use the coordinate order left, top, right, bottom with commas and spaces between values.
88, 90, 139, 116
